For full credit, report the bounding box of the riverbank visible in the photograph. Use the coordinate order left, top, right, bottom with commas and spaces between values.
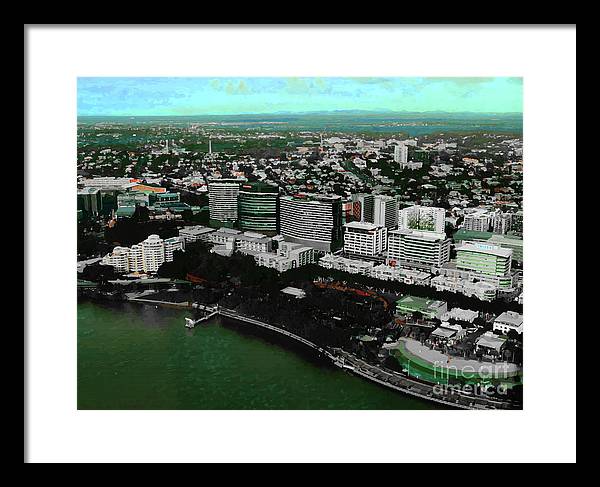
78, 300, 439, 410
216, 308, 518, 410
114, 295, 519, 409
123, 299, 510, 409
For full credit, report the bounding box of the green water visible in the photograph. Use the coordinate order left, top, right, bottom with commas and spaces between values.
77, 301, 441, 410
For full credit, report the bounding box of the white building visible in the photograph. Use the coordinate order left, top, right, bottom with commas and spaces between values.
370, 264, 431, 285
343, 222, 387, 257
164, 236, 185, 262
463, 208, 493, 232
399, 205, 446, 234
373, 196, 399, 229
81, 177, 136, 191
387, 229, 451, 270
430, 275, 498, 301
456, 241, 513, 277
319, 254, 375, 276
208, 179, 244, 224
128, 244, 144, 272
394, 144, 408, 165
435, 263, 514, 290
101, 246, 130, 273
101, 233, 184, 274
441, 308, 480, 324
492, 211, 513, 235
280, 194, 343, 252
179, 225, 216, 243
242, 241, 315, 273
493, 311, 524, 335
141, 234, 165, 273
209, 228, 272, 253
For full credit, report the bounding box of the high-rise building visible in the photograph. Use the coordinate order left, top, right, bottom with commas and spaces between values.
141, 234, 165, 273
101, 246, 130, 273
101, 234, 184, 274
128, 244, 144, 272
456, 241, 512, 277
373, 195, 399, 229
343, 222, 388, 257
399, 205, 446, 234
238, 182, 279, 234
280, 194, 342, 252
208, 178, 244, 226
77, 187, 103, 216
512, 210, 523, 235
387, 229, 451, 270
463, 208, 493, 232
394, 144, 408, 165
492, 211, 512, 235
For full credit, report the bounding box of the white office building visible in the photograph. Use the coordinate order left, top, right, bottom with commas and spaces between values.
208, 179, 244, 224
280, 194, 343, 252
209, 228, 272, 253
343, 222, 387, 257
399, 205, 446, 234
179, 225, 216, 243
373, 195, 399, 229
387, 229, 451, 270
456, 241, 513, 277
241, 241, 315, 273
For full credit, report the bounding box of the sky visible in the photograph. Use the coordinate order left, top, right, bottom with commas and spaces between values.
77, 77, 523, 116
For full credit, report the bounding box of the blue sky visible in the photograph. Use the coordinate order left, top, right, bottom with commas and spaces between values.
77, 77, 523, 116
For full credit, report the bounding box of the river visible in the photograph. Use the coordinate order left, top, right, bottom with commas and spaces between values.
78, 301, 443, 410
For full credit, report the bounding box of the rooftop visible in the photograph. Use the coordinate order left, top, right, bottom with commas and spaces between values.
495, 311, 524, 326
390, 228, 447, 240
397, 295, 446, 312
456, 241, 513, 258
180, 225, 215, 235
476, 331, 507, 351
280, 287, 307, 299
431, 326, 457, 339
344, 221, 381, 231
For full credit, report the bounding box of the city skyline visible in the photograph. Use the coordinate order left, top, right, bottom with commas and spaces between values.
78, 77, 523, 116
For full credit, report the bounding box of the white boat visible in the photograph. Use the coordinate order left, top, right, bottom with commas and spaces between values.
184, 317, 196, 329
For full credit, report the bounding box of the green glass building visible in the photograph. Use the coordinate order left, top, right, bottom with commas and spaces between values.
238, 182, 280, 234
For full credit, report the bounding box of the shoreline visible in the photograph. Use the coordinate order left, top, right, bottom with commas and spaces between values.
82, 295, 519, 410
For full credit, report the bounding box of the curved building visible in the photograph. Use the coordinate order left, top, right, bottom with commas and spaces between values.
280, 194, 342, 252
238, 182, 279, 234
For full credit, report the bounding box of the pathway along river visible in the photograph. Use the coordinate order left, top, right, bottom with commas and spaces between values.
78, 301, 444, 410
